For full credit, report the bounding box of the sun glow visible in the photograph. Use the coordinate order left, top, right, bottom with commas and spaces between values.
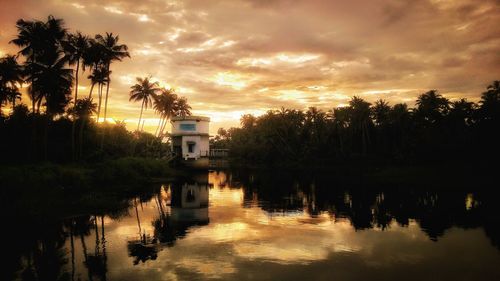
104, 6, 124, 14
237, 53, 320, 67
213, 72, 247, 90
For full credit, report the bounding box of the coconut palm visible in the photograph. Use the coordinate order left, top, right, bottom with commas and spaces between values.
153, 88, 178, 137
95, 32, 130, 122
372, 99, 391, 126
87, 66, 110, 122
10, 15, 68, 113
129, 77, 160, 131
64, 31, 89, 102
330, 106, 350, 155
479, 80, 500, 122
415, 90, 450, 125
70, 98, 97, 159
10, 18, 44, 113
348, 96, 372, 154
174, 97, 192, 117
0, 55, 24, 112
25, 56, 73, 115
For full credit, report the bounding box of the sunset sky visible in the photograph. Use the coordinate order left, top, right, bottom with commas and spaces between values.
1, 0, 499, 133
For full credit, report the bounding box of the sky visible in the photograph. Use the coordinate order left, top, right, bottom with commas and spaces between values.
0, 0, 499, 134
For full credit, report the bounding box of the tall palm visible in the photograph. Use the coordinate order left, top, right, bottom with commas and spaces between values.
330, 107, 350, 154
96, 32, 130, 122
479, 80, 500, 122
371, 99, 391, 126
449, 98, 475, 127
174, 97, 192, 117
70, 98, 97, 159
10, 19, 44, 113
26, 56, 73, 115
64, 31, 89, 102
153, 88, 178, 137
10, 15, 67, 113
0, 55, 24, 111
348, 96, 372, 154
415, 90, 450, 125
129, 77, 160, 131
87, 66, 109, 121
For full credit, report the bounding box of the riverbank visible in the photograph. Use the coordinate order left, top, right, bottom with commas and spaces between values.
225, 162, 498, 189
0, 157, 181, 191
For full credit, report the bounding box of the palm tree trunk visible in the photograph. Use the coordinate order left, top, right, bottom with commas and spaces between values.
97, 83, 102, 122
137, 100, 145, 131
88, 82, 95, 99
36, 98, 42, 114
43, 115, 49, 160
75, 59, 80, 102
103, 64, 111, 122
160, 116, 169, 136
155, 116, 163, 136
71, 118, 76, 161
79, 118, 86, 159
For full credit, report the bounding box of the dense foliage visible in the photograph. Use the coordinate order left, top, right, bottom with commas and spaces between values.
0, 15, 191, 164
214, 82, 500, 166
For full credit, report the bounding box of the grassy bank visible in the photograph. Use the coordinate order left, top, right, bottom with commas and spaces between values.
0, 157, 179, 219
0, 157, 177, 192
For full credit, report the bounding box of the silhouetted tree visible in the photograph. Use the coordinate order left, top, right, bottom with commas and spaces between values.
129, 77, 160, 131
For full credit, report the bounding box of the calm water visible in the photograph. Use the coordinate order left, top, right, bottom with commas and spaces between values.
3, 170, 500, 281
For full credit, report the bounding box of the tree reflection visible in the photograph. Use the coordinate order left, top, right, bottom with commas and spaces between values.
230, 170, 500, 250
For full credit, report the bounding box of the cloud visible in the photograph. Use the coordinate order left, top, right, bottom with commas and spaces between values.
1, 0, 499, 132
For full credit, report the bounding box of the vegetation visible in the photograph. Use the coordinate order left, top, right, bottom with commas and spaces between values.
0, 15, 192, 165
213, 81, 500, 167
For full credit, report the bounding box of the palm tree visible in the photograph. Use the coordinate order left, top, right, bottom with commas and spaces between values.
10, 15, 68, 114
129, 77, 160, 131
64, 31, 89, 102
0, 55, 24, 112
10, 19, 43, 113
153, 88, 178, 137
330, 106, 350, 155
174, 97, 192, 117
372, 99, 391, 126
348, 96, 372, 154
479, 80, 500, 122
415, 90, 450, 125
95, 32, 129, 122
449, 98, 475, 127
86, 66, 109, 121
70, 98, 97, 159
26, 56, 73, 115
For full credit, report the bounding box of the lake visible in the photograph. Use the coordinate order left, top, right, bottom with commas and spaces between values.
4, 169, 500, 281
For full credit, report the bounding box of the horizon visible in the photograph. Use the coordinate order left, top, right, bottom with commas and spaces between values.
1, 0, 499, 134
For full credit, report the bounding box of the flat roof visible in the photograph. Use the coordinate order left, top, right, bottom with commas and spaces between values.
170, 133, 210, 137
171, 115, 210, 122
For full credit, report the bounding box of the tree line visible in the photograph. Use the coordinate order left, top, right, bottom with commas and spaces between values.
213, 82, 500, 166
0, 15, 191, 163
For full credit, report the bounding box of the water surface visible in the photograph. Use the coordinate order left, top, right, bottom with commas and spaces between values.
4, 170, 500, 281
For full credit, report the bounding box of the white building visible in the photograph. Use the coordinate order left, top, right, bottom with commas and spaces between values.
170, 116, 210, 168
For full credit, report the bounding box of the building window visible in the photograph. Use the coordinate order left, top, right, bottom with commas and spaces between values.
187, 142, 195, 153
180, 123, 196, 131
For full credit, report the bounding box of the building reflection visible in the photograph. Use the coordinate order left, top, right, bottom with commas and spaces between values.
127, 172, 210, 264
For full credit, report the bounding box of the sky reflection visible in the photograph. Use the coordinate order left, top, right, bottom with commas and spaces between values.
6, 170, 500, 281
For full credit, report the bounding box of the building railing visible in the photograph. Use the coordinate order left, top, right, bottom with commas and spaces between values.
209, 149, 229, 158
